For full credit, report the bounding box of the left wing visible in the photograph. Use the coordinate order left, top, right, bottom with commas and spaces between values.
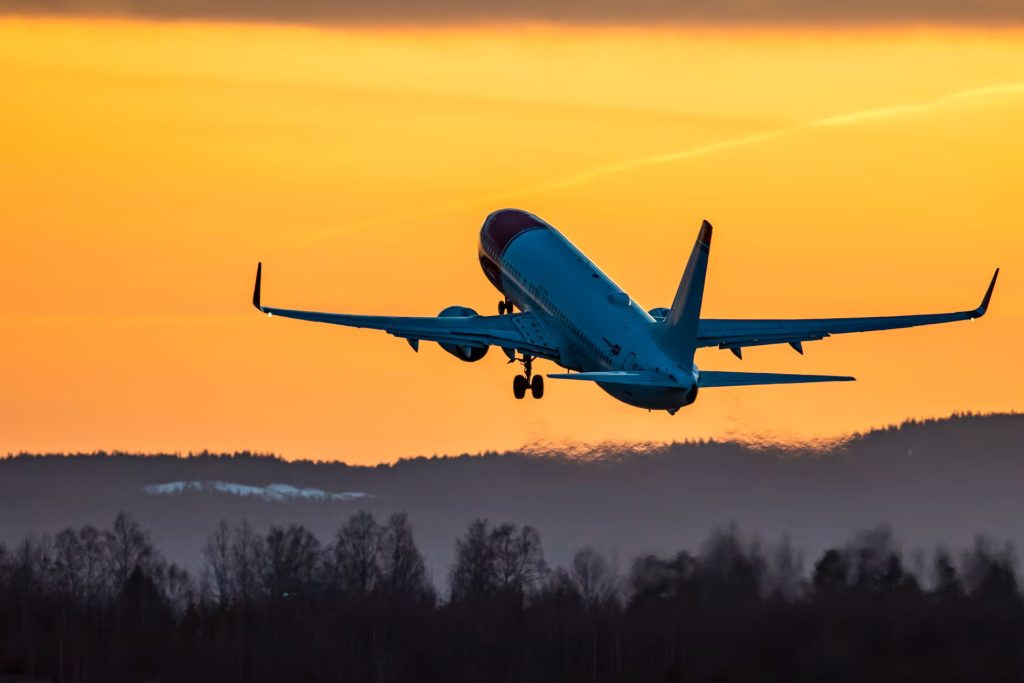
690, 269, 998, 356
252, 263, 559, 361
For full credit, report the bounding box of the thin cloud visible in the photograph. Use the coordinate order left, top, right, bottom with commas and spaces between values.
515, 81, 1024, 197
3, 0, 1024, 24
303, 80, 1024, 242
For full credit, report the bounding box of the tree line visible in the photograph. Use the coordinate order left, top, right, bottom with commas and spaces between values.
1, 513, 1022, 682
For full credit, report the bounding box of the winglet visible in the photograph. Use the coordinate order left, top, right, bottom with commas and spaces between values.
974, 268, 999, 318
252, 262, 263, 312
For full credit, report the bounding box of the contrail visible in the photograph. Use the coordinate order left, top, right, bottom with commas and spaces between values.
303, 81, 1024, 242
511, 80, 1024, 198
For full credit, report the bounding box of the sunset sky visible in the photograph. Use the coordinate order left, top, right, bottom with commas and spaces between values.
1, 12, 1022, 463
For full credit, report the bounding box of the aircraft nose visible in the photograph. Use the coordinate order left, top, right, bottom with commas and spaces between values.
480, 208, 547, 259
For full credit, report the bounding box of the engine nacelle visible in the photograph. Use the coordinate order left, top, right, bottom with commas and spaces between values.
437, 306, 488, 362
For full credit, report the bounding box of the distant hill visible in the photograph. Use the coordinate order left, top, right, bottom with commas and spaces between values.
2, 413, 1022, 581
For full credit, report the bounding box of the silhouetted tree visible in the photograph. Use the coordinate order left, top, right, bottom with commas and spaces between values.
491, 523, 547, 602
262, 524, 320, 600
812, 548, 849, 597
569, 547, 619, 607
331, 511, 381, 594
379, 512, 430, 599
2, 515, 1024, 682
203, 520, 233, 605
933, 549, 964, 599
449, 519, 497, 602
230, 520, 264, 602
104, 512, 155, 591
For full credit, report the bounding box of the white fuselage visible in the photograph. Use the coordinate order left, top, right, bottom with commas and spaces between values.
479, 210, 698, 410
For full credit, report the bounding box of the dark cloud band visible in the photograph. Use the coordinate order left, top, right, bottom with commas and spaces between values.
2, 0, 1023, 24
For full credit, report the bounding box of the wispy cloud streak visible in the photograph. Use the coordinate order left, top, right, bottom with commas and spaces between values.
303, 81, 1024, 242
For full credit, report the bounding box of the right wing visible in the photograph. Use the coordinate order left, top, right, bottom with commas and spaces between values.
547, 369, 854, 388
698, 370, 854, 387
690, 269, 999, 355
252, 263, 559, 361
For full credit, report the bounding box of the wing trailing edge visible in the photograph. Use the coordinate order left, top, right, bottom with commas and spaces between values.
698, 370, 855, 388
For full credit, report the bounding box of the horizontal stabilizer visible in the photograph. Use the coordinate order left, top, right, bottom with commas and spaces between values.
698, 370, 855, 388
547, 371, 683, 388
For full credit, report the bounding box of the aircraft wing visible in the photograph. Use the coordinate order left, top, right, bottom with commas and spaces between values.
691, 269, 998, 355
251, 263, 559, 361
547, 370, 854, 387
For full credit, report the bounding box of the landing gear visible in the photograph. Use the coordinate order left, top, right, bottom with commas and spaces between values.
498, 299, 514, 315
530, 375, 544, 399
511, 354, 543, 399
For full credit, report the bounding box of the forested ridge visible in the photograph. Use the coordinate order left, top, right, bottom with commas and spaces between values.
3, 413, 1023, 577
1, 511, 1022, 682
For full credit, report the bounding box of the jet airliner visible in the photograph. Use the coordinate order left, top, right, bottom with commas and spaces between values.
252, 209, 997, 414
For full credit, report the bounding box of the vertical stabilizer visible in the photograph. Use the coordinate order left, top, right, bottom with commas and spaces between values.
657, 220, 712, 367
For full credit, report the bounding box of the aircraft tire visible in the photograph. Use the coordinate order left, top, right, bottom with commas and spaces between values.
530, 375, 544, 399
513, 374, 528, 399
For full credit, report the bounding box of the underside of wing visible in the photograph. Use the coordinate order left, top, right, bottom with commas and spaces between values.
693, 269, 998, 355
252, 263, 559, 361
546, 371, 683, 387
698, 370, 855, 387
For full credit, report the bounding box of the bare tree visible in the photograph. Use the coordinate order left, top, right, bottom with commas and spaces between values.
569, 547, 618, 607
332, 511, 381, 594
491, 524, 547, 599
11, 535, 54, 594
77, 525, 109, 605
230, 520, 265, 602
450, 519, 497, 602
104, 512, 156, 589
765, 534, 804, 600
202, 520, 233, 604
450, 520, 547, 603
152, 562, 196, 617
380, 512, 429, 598
53, 527, 84, 599
263, 524, 321, 599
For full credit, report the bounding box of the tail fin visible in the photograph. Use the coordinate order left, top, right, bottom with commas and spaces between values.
656, 220, 712, 367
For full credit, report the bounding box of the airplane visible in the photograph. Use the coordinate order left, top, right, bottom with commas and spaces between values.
251, 209, 998, 414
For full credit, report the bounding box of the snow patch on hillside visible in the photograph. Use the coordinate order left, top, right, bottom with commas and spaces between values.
143, 481, 370, 502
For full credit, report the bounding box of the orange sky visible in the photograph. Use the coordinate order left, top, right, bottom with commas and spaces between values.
0, 18, 1021, 463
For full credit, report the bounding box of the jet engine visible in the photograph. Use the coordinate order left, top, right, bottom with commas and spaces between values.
437, 306, 488, 362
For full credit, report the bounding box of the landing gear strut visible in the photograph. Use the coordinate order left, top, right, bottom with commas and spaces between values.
511, 354, 544, 399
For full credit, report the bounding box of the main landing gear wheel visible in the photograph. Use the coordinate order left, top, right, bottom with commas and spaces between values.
530, 375, 544, 399
498, 299, 514, 315
510, 353, 543, 399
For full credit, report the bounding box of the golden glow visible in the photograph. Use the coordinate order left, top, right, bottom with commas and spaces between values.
1, 18, 1022, 462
